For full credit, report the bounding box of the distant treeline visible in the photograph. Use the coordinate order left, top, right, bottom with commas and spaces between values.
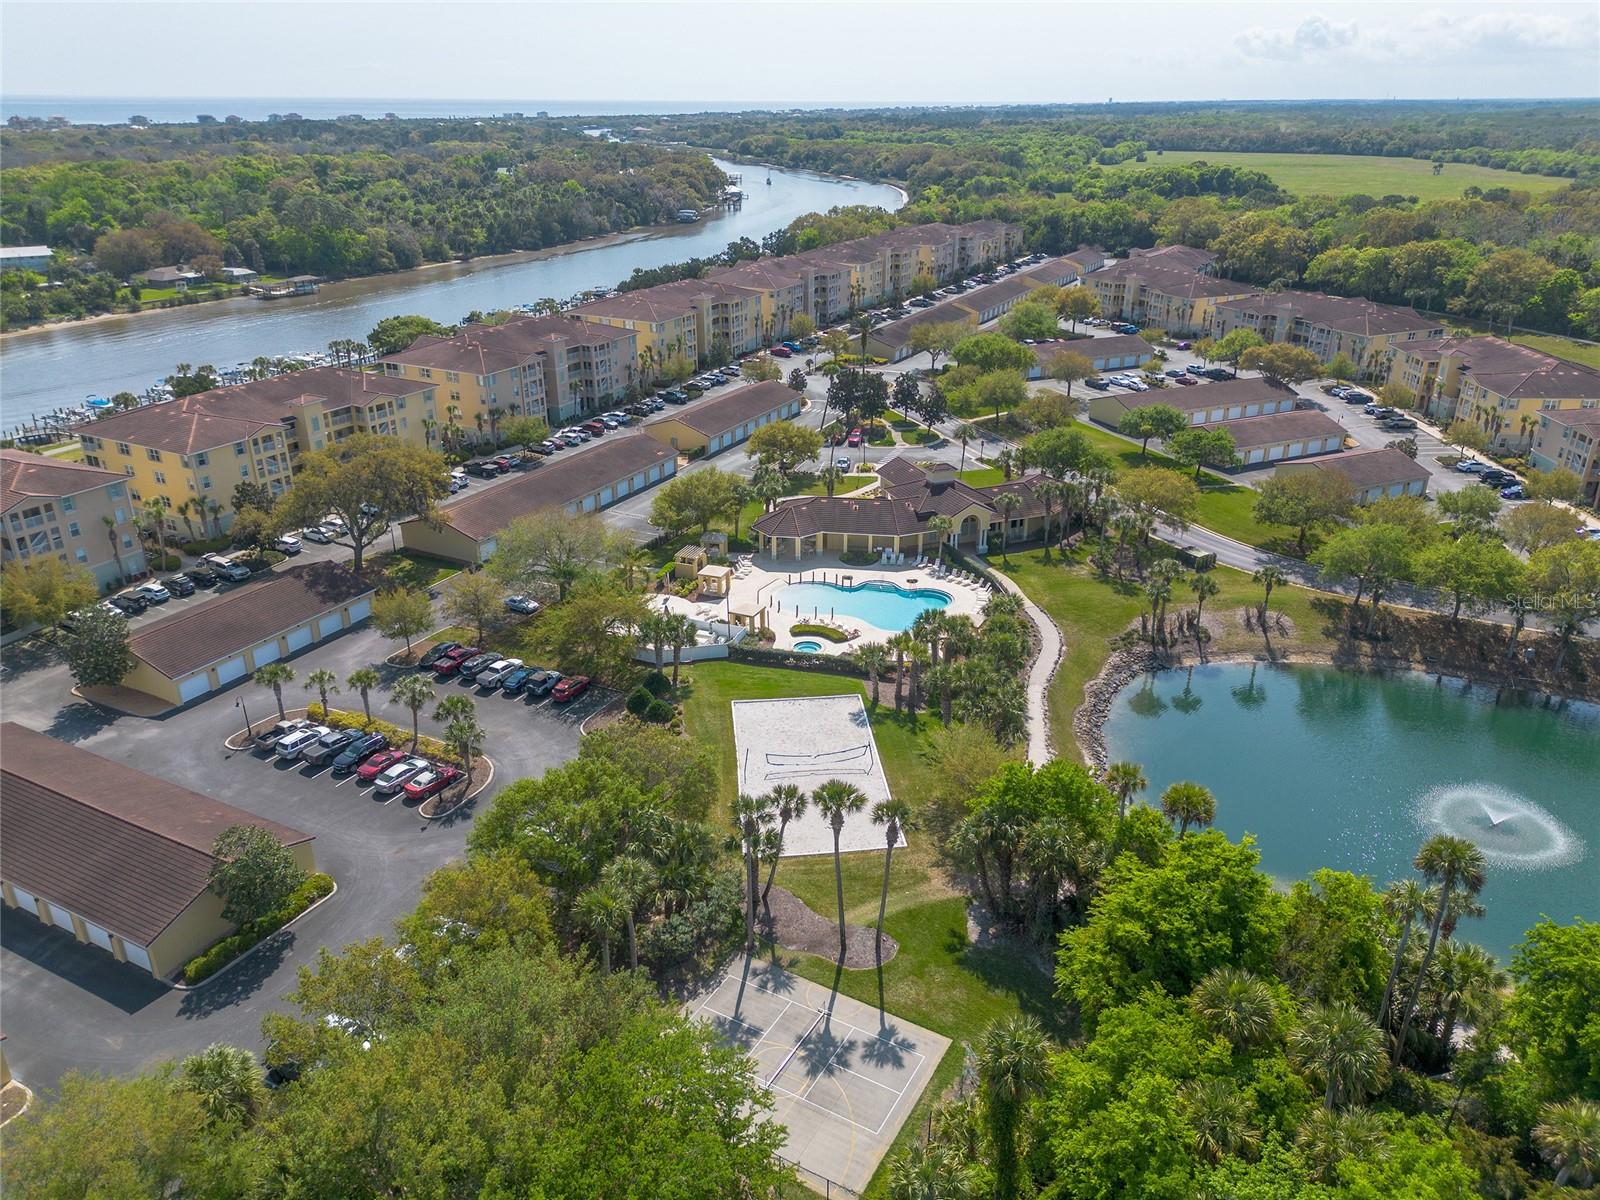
0, 119, 728, 280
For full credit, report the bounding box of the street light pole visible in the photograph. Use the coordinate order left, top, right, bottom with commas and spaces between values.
236, 695, 252, 739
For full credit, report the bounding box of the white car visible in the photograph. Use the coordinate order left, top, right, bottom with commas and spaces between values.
321, 514, 348, 534
275, 724, 333, 760
274, 533, 302, 554
300, 525, 332, 544
1125, 380, 1149, 392
134, 581, 171, 603
475, 658, 524, 688
373, 756, 431, 795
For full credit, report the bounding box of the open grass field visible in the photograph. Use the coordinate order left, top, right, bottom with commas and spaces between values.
1104, 150, 1570, 201
1420, 313, 1600, 370
680, 660, 1053, 1197
368, 549, 462, 590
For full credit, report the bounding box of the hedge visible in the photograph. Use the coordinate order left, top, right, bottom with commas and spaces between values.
625, 686, 653, 717
789, 622, 850, 643
182, 872, 334, 984
640, 670, 672, 697
307, 704, 460, 764
729, 644, 869, 677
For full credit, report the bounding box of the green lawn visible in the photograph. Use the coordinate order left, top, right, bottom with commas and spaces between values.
1104, 149, 1570, 201
1414, 314, 1600, 370
368, 549, 462, 590
679, 660, 1056, 1196
957, 466, 1005, 487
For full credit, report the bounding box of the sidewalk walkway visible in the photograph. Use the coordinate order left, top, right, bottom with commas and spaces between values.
988, 565, 1062, 766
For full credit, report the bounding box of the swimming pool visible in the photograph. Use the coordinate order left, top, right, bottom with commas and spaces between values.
792, 639, 824, 653
776, 580, 952, 632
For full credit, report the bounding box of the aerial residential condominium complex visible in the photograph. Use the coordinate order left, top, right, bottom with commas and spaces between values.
1385, 334, 1600, 452
1209, 291, 1444, 374
2, 449, 146, 591
1086, 255, 1257, 335
75, 367, 434, 535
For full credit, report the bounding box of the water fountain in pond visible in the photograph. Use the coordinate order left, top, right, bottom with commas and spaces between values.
1417, 783, 1586, 870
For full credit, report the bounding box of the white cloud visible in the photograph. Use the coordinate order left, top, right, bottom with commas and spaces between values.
1404, 8, 1599, 55
1234, 16, 1361, 61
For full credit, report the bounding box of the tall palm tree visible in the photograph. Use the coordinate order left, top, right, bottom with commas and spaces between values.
954, 423, 979, 473
1159, 780, 1216, 836
1182, 1076, 1261, 1164
1377, 879, 1428, 1032
666, 614, 695, 687
205, 499, 225, 539
887, 632, 915, 712
1295, 1107, 1387, 1184
813, 779, 868, 959
1253, 565, 1285, 618
1431, 940, 1505, 1054
1144, 574, 1172, 644
574, 882, 626, 973
141, 497, 169, 568
1394, 835, 1487, 1064
759, 784, 807, 913
1288, 1001, 1388, 1110
303, 667, 339, 718
433, 692, 476, 729
602, 854, 656, 970
993, 492, 1022, 564
388, 673, 436, 750
253, 662, 294, 721
888, 1142, 975, 1200
912, 609, 949, 669
978, 1014, 1050, 1200
178, 1043, 267, 1126
1191, 966, 1278, 1052
732, 792, 774, 953
926, 514, 954, 559
345, 667, 380, 723
102, 515, 123, 582
854, 643, 892, 709
1034, 480, 1064, 561
870, 798, 913, 964
1534, 1100, 1600, 1188
638, 611, 672, 672
1103, 761, 1146, 821
1190, 570, 1220, 637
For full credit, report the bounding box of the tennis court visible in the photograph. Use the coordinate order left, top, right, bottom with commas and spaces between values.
692, 956, 950, 1194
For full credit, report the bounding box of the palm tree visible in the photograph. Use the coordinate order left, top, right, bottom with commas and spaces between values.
993, 492, 1022, 564
888, 1142, 975, 1200
978, 1014, 1050, 1200
1377, 879, 1428, 1032
923, 662, 958, 727
732, 792, 774, 954
433, 692, 476, 728
637, 611, 671, 672
174, 497, 198, 542
602, 854, 656, 970
1034, 480, 1064, 561
1191, 966, 1278, 1052
854, 643, 892, 709
912, 609, 949, 669
1534, 1100, 1600, 1188
759, 784, 807, 913
1295, 1107, 1387, 1184
574, 882, 626, 973
1103, 761, 1146, 821
1288, 1001, 1388, 1110
388, 673, 436, 750
303, 667, 339, 718
102, 515, 123, 583
1394, 835, 1487, 1064
1432, 940, 1505, 1054
1190, 571, 1220, 642
253, 662, 294, 721
813, 779, 867, 959
141, 497, 169, 569
621, 548, 654, 592
886, 632, 915, 712
1253, 565, 1285, 620
1144, 573, 1172, 644
870, 798, 913, 964
178, 1043, 267, 1126
1182, 1076, 1261, 1164
954, 423, 979, 472
666, 614, 695, 687
925, 514, 954, 561
345, 667, 380, 723
1160, 780, 1215, 835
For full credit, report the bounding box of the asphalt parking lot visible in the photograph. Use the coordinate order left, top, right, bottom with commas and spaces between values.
0, 612, 599, 1092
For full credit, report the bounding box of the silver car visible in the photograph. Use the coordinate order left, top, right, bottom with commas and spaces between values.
275, 724, 333, 760
475, 658, 524, 688
373, 756, 431, 795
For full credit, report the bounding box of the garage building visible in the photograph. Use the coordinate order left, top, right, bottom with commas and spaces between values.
0, 723, 316, 979
1087, 377, 1300, 428
644, 380, 803, 457
123, 562, 375, 705
400, 433, 676, 563
1203, 409, 1349, 467
1030, 335, 1157, 379
1276, 447, 1431, 503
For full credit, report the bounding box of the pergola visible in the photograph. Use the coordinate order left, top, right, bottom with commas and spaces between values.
697, 564, 734, 598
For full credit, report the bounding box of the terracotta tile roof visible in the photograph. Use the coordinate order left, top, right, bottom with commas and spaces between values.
1537, 406, 1600, 429
867, 305, 977, 351
668, 380, 797, 436
1201, 408, 1347, 449
420, 434, 675, 543
1033, 335, 1155, 367
1127, 244, 1217, 272
1099, 376, 1299, 415
1285, 447, 1431, 488
0, 722, 312, 947
752, 495, 931, 539
383, 314, 634, 374
128, 562, 374, 679
1216, 290, 1439, 337
1096, 260, 1255, 299
1, 449, 125, 512
1423, 336, 1600, 401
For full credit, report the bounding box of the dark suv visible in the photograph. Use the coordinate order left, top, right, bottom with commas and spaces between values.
331, 731, 389, 773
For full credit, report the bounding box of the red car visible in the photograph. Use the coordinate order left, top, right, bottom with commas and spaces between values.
356, 748, 409, 782
551, 675, 591, 703
846, 427, 863, 447
769, 345, 793, 358
432, 645, 481, 677
403, 763, 462, 802
1173, 374, 1198, 386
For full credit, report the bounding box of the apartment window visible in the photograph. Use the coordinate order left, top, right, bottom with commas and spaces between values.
445, 371, 459, 383
117, 442, 131, 456
194, 452, 209, 467
61, 495, 76, 513
311, 416, 321, 431
201, 476, 212, 490
68, 521, 80, 537
153, 471, 166, 485
241, 465, 250, 478
122, 534, 134, 549
146, 447, 162, 462
114, 506, 125, 523
397, 397, 406, 410
123, 466, 135, 477
75, 548, 88, 563
235, 441, 247, 456
419, 368, 433, 379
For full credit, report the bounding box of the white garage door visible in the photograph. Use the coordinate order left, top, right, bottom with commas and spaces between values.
9, 885, 39, 914
317, 613, 344, 638
50, 903, 76, 933
216, 655, 248, 685
178, 674, 211, 703
285, 625, 314, 653
122, 941, 152, 971
347, 598, 371, 624
252, 639, 281, 666
599, 487, 614, 506
82, 919, 115, 952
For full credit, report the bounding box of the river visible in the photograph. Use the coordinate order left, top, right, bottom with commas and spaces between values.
1103, 662, 1599, 960
0, 158, 904, 429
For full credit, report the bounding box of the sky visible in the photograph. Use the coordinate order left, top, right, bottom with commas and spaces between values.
2, 0, 1597, 105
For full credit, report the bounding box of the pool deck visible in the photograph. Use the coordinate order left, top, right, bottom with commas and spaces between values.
688, 552, 990, 652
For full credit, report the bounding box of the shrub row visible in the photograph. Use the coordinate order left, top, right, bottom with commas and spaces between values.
729, 644, 869, 677
625, 687, 677, 723
789, 622, 851, 643
182, 873, 334, 984
307, 704, 460, 764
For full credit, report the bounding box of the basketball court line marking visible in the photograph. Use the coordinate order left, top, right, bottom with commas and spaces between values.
694, 979, 926, 1137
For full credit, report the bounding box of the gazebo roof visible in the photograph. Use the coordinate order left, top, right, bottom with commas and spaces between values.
729, 599, 764, 618
698, 564, 734, 580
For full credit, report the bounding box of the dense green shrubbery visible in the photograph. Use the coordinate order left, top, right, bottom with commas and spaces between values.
788, 622, 851, 641
642, 698, 675, 724
308, 704, 458, 764
639, 669, 672, 698
624, 686, 653, 717
182, 873, 333, 984
638, 867, 743, 971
